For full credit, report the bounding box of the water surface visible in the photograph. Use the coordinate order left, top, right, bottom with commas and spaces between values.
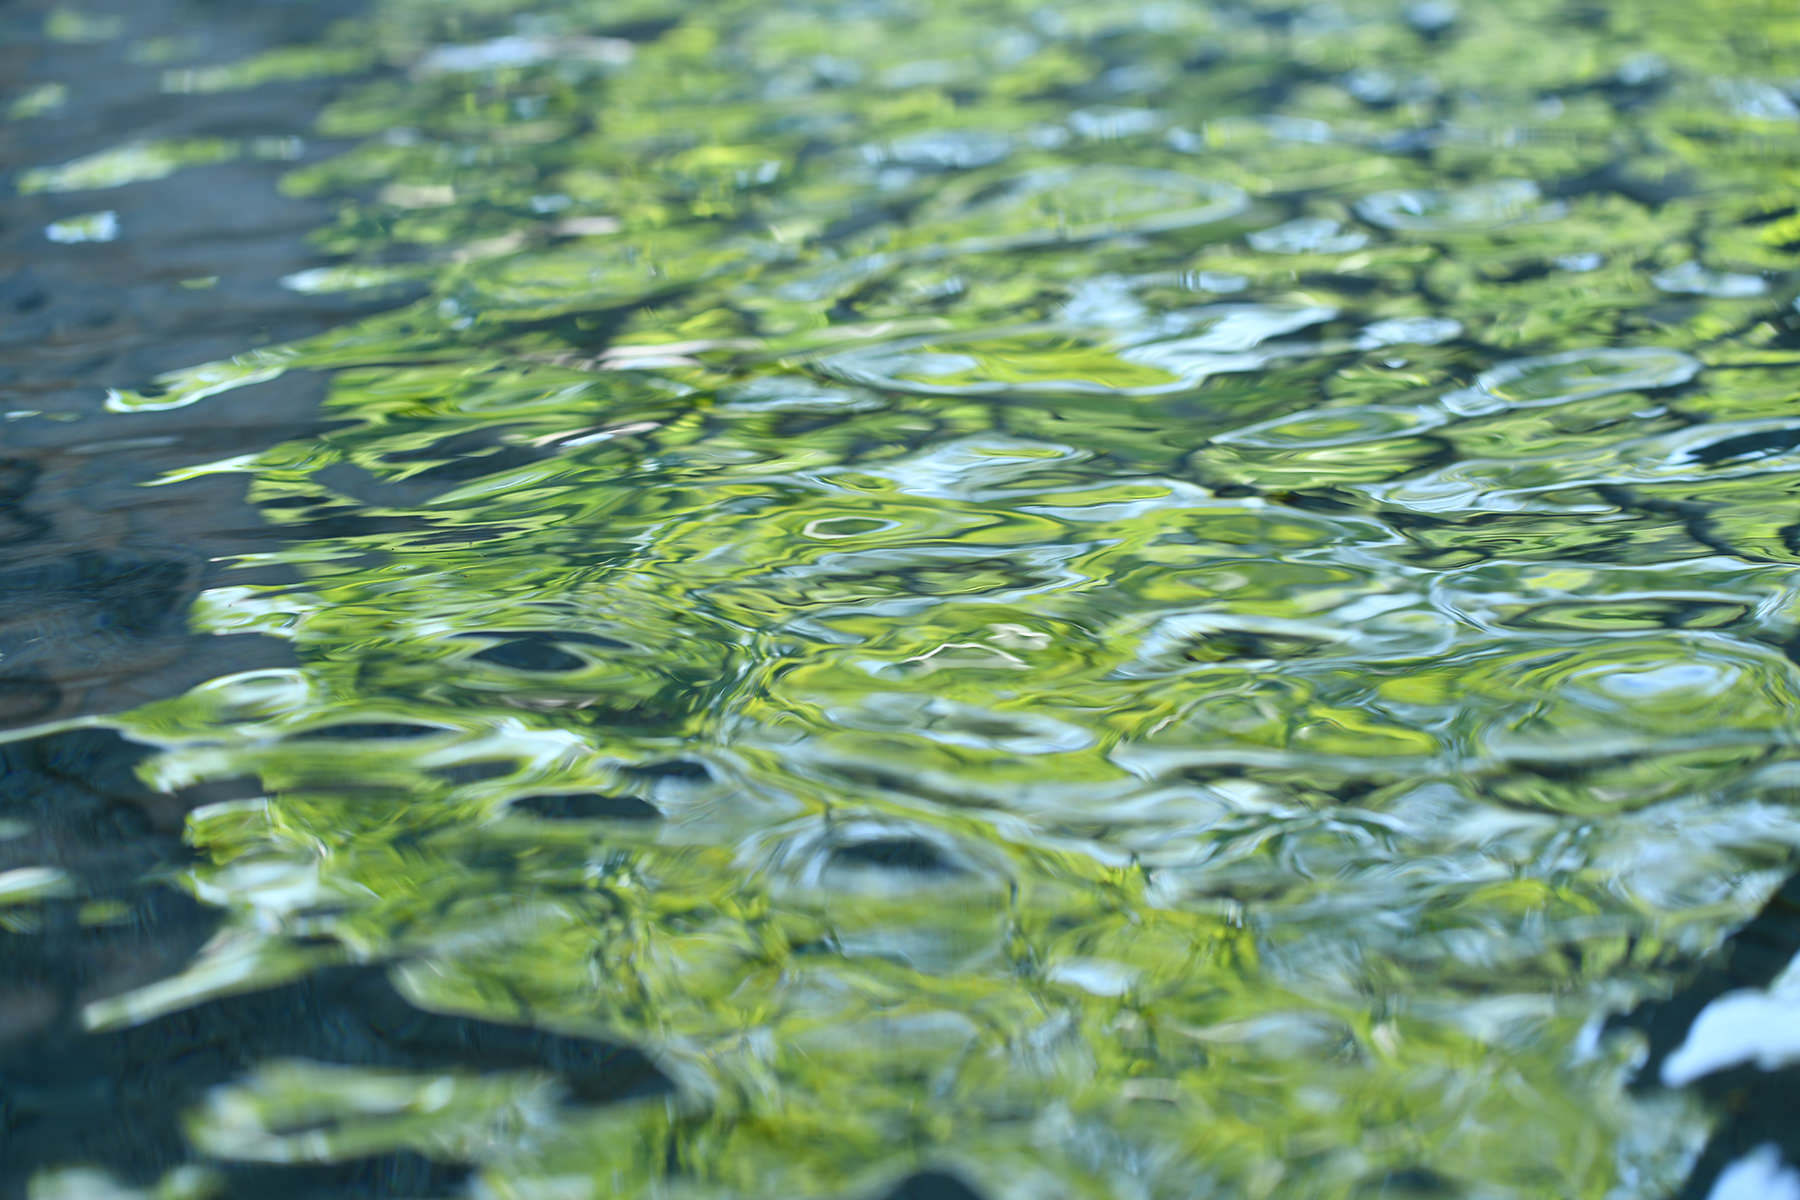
6, 0, 1800, 1196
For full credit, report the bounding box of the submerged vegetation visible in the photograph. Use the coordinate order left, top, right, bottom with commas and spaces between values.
9, 0, 1800, 1195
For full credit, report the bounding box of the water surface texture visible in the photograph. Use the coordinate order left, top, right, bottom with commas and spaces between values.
6, 0, 1800, 1196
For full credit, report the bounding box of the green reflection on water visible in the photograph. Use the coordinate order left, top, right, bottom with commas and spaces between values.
28, 0, 1800, 1194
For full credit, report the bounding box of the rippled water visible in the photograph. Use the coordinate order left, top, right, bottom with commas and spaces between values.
6, 0, 1800, 1196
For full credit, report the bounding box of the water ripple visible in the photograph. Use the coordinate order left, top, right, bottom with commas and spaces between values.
11, 0, 1800, 1196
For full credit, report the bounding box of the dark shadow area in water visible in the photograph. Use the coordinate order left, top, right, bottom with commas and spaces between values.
0, 728, 671, 1200
1, 959, 673, 1195
513, 792, 661, 821
0, 1, 550, 1194
0, 0, 406, 407
881, 1170, 987, 1200
831, 836, 963, 876
0, 0, 419, 728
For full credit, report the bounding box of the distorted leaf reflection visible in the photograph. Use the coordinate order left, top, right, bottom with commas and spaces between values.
7, 0, 1800, 1196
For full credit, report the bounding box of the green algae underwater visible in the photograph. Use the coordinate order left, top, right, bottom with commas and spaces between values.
15, 0, 1800, 1194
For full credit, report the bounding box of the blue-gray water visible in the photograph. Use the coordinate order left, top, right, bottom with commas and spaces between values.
3, 0, 1800, 1197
